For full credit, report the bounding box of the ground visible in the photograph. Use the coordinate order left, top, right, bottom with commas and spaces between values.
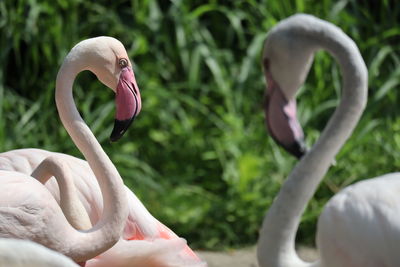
196, 246, 318, 267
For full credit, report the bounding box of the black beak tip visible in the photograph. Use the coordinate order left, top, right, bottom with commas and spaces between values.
286, 139, 308, 159
109, 118, 135, 142
109, 132, 123, 142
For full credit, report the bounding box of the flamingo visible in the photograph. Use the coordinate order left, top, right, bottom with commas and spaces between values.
0, 37, 205, 266
258, 14, 400, 267
0, 37, 139, 263
0, 238, 79, 267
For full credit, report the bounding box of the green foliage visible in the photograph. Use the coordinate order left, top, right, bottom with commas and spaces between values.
1, 0, 400, 249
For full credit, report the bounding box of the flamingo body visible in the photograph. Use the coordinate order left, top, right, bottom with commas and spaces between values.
317, 174, 400, 267
0, 238, 79, 267
0, 149, 204, 266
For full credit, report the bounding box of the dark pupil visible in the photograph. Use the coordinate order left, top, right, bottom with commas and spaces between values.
119, 59, 127, 67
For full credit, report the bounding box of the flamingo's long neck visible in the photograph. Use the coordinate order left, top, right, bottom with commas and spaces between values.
31, 156, 92, 230
53, 55, 128, 261
257, 16, 368, 267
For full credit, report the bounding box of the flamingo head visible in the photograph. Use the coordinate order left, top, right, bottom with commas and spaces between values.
262, 25, 315, 158
70, 36, 142, 142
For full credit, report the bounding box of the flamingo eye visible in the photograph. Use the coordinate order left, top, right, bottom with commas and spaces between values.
119, 58, 128, 68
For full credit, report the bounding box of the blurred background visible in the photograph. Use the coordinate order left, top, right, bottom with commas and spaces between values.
1, 0, 400, 250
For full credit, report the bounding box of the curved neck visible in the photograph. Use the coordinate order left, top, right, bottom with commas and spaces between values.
258, 18, 368, 267
31, 156, 92, 230
52, 58, 128, 261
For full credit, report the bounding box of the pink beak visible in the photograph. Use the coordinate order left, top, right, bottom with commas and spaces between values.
110, 67, 142, 142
